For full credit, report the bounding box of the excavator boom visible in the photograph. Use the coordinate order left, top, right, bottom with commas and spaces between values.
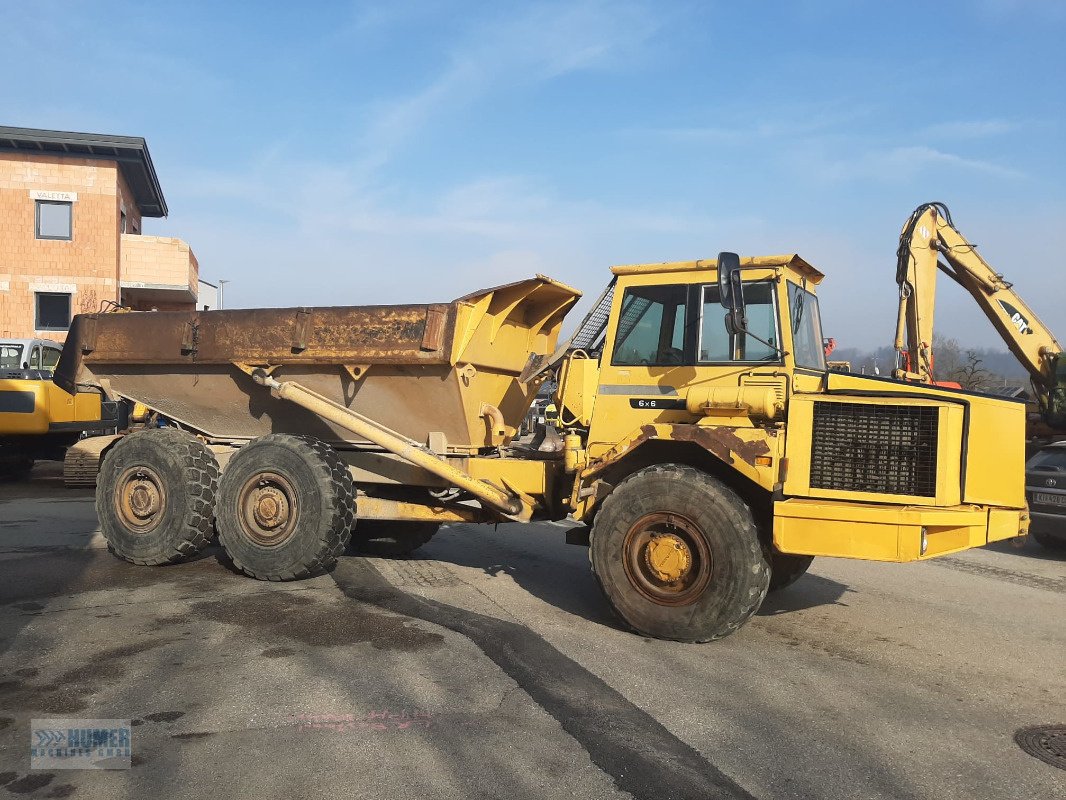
895, 202, 1066, 429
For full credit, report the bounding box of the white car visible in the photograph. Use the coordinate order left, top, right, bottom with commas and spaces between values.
0, 338, 64, 379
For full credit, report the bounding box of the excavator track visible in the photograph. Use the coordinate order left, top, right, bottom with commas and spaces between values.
63, 434, 119, 488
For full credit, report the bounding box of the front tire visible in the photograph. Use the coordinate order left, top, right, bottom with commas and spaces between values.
96, 428, 218, 565
215, 435, 354, 580
590, 463, 770, 642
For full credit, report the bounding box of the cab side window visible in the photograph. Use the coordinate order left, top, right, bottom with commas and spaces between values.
699, 282, 780, 362
41, 347, 62, 374
28, 346, 42, 369
611, 284, 688, 366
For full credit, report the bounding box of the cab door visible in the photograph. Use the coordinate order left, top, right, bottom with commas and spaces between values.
588, 274, 786, 460
588, 281, 692, 456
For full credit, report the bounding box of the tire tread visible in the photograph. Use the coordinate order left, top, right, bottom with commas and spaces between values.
590, 463, 770, 643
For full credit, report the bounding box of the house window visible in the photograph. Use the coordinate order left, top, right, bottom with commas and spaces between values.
35, 292, 71, 331
35, 200, 73, 240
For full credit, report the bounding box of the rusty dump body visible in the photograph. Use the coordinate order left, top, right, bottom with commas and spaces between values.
57, 276, 581, 453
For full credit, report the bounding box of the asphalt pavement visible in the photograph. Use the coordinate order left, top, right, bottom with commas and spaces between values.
0, 464, 1063, 800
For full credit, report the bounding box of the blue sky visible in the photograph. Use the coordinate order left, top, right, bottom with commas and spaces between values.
4, 0, 1064, 348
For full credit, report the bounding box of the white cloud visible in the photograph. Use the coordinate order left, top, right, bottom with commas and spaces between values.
799, 144, 1025, 184
357, 0, 660, 170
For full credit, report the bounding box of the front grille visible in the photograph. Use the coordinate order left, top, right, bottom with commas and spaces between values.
810, 402, 939, 496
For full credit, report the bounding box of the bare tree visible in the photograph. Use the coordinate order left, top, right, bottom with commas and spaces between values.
932, 334, 964, 383
951, 351, 991, 391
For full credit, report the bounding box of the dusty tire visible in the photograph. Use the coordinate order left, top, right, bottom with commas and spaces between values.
216, 435, 354, 580
768, 552, 814, 591
96, 428, 218, 565
1030, 527, 1066, 552
590, 463, 770, 642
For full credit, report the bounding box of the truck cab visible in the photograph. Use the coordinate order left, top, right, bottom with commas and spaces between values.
555, 254, 1028, 569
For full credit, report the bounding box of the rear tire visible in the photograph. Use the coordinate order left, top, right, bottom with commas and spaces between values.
351, 521, 440, 557
96, 428, 218, 565
768, 552, 814, 591
215, 435, 354, 580
590, 463, 770, 642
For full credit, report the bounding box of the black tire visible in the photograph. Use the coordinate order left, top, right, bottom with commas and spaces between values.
352, 521, 440, 557
1030, 527, 1066, 552
0, 453, 34, 482
216, 435, 354, 580
768, 552, 815, 592
590, 463, 770, 642
96, 428, 218, 565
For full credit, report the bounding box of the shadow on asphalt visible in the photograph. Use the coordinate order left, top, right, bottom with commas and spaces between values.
427, 526, 852, 628
983, 536, 1066, 562
423, 530, 624, 631
329, 558, 758, 800
0, 464, 100, 664
757, 573, 852, 616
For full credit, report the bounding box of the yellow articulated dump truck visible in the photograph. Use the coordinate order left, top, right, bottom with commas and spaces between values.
54, 255, 1028, 642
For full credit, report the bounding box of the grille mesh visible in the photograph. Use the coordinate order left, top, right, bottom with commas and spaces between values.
810, 402, 939, 497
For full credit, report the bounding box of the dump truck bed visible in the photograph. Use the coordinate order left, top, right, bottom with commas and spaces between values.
57, 276, 581, 451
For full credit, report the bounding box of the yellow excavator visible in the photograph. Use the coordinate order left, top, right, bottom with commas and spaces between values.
0, 367, 128, 484
894, 201, 1065, 434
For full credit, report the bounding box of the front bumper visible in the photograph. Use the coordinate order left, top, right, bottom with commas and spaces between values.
773, 498, 1027, 562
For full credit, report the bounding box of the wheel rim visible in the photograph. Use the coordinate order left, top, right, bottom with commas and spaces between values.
236, 471, 299, 547
115, 465, 167, 534
622, 512, 712, 606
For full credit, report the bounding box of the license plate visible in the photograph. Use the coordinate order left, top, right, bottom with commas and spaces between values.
1034, 492, 1066, 506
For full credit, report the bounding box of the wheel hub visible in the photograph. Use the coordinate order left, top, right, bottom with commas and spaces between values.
643, 533, 692, 583
251, 486, 290, 530
115, 466, 166, 533
238, 472, 298, 546
622, 512, 712, 606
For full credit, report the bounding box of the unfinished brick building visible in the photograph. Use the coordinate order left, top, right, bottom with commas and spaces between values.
0, 126, 201, 342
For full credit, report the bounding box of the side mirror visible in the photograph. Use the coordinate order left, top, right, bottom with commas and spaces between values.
717, 251, 736, 308
717, 251, 746, 333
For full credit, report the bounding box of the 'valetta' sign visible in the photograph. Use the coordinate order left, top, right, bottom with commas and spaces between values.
29, 190, 78, 202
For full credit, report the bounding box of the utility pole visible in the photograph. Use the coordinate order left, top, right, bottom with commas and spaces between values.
218, 279, 229, 310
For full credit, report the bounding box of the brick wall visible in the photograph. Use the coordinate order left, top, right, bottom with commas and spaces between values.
0, 153, 122, 341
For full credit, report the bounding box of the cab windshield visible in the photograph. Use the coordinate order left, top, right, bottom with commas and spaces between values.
788, 283, 825, 370
0, 344, 24, 369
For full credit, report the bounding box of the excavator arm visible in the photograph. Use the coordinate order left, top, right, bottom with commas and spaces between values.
894, 202, 1066, 430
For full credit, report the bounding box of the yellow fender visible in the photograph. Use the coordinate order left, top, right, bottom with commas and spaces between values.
573, 422, 779, 518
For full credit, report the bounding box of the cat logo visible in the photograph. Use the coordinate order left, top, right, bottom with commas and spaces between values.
998, 300, 1032, 335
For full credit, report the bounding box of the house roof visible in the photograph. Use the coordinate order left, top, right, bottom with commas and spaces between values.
0, 126, 168, 217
